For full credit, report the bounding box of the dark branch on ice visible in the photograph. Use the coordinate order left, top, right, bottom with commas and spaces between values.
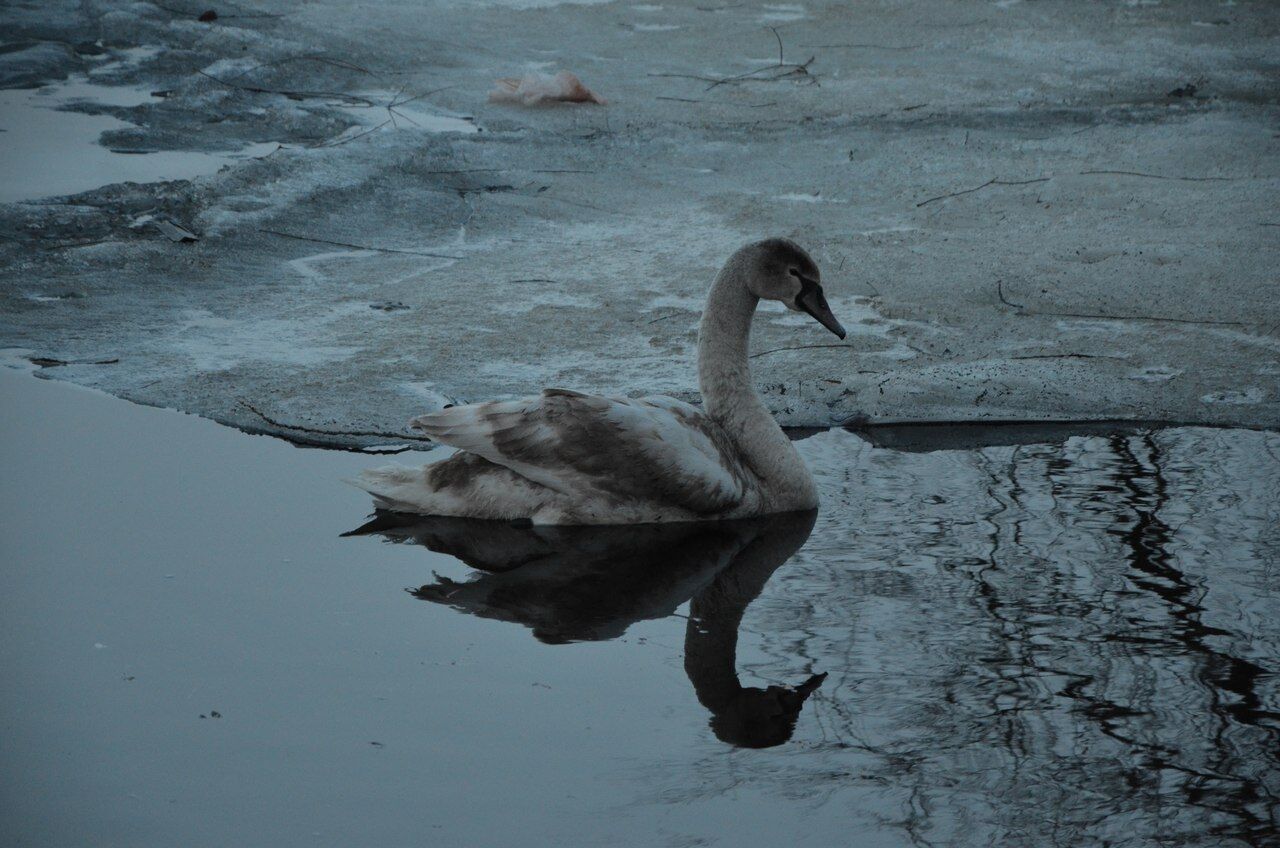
917, 177, 1050, 208
257, 229, 463, 259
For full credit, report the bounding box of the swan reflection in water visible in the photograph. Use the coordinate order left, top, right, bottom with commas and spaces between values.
345, 510, 825, 748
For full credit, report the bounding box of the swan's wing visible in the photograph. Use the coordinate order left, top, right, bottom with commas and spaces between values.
408, 389, 745, 514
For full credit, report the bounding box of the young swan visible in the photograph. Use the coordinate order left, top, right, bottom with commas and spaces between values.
357, 238, 847, 525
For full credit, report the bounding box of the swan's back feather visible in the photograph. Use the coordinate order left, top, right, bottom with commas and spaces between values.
409, 390, 746, 516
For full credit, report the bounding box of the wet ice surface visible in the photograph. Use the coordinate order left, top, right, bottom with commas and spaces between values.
2, 368, 1277, 847
3, 1, 1276, 434
337, 93, 479, 136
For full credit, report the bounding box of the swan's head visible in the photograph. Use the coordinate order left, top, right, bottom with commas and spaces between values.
743, 238, 847, 340
708, 672, 828, 748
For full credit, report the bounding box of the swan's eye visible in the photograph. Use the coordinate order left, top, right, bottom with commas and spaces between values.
789, 267, 816, 286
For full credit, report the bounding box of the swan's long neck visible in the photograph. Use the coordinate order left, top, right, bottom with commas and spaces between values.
697, 260, 761, 420
684, 575, 747, 710
697, 260, 816, 508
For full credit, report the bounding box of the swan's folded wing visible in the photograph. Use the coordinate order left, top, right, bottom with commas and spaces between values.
409, 391, 745, 514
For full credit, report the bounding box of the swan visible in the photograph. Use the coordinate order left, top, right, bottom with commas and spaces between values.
356, 238, 846, 524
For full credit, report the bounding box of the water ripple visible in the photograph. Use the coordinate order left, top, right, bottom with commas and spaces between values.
718, 427, 1279, 846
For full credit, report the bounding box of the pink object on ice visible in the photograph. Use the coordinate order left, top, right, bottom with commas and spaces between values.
488, 71, 606, 106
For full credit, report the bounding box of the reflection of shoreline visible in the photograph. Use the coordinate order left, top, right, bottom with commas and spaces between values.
1107, 434, 1279, 838
347, 510, 825, 747
346, 427, 1280, 845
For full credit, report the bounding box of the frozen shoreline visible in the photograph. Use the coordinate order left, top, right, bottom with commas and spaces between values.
2, 0, 1277, 446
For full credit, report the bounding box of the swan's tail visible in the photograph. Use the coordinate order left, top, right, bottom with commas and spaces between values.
348, 453, 554, 521
345, 465, 432, 514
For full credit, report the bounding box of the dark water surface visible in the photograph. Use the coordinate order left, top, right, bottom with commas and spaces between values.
2, 368, 1277, 847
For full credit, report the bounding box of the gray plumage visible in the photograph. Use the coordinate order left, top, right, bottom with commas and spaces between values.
356, 238, 846, 525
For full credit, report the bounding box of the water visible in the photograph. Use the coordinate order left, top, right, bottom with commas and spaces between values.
0, 80, 278, 204
0, 79, 476, 204
1, 367, 1277, 846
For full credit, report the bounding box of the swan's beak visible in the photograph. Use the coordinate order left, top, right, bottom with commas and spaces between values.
796, 276, 847, 340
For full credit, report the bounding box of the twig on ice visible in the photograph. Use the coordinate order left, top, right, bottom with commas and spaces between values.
995, 280, 1244, 327
258, 229, 462, 259
1079, 169, 1239, 182
996, 280, 1025, 309
750, 343, 850, 359
652, 29, 816, 93
311, 120, 392, 149
238, 399, 433, 444
704, 56, 815, 91
196, 69, 376, 106
917, 177, 1049, 208
224, 54, 375, 83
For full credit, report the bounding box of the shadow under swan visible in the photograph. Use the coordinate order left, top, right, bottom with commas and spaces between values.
345, 510, 826, 748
